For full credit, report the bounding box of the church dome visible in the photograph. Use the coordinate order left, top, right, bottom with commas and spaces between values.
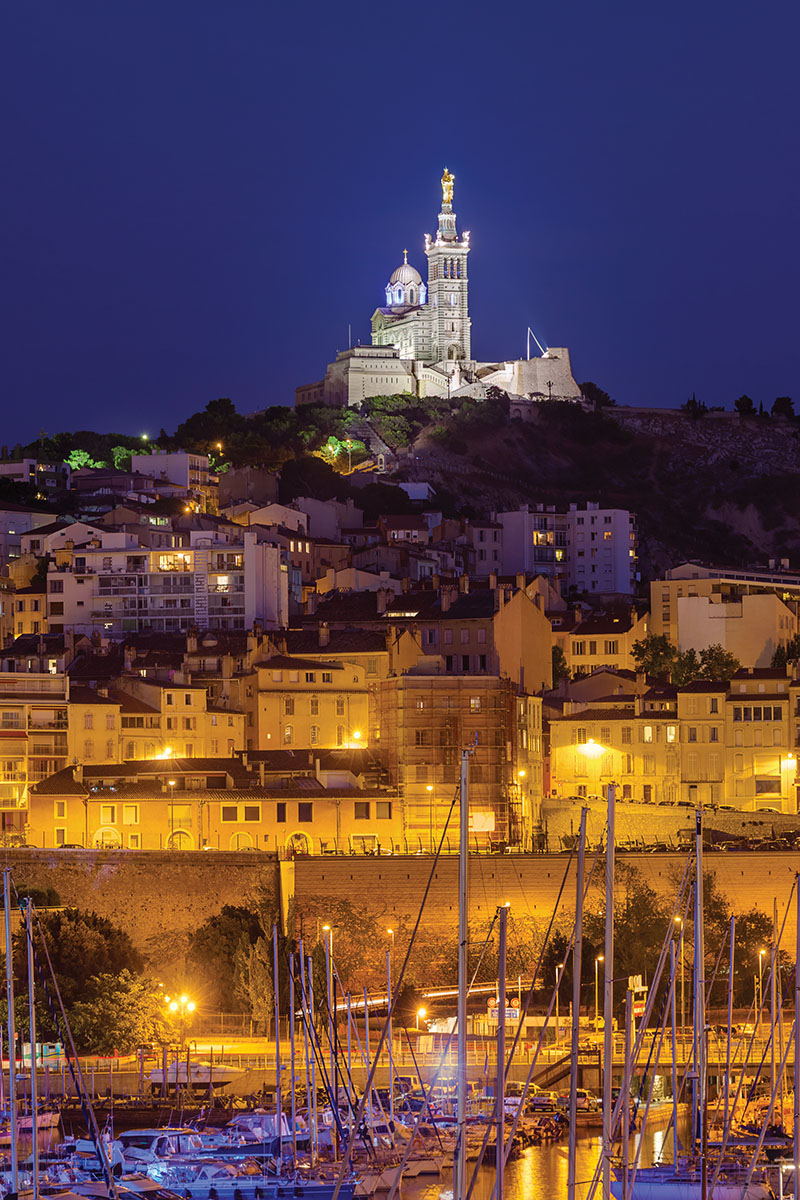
389, 252, 422, 288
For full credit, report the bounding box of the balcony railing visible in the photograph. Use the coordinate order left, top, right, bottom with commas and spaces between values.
27, 718, 68, 730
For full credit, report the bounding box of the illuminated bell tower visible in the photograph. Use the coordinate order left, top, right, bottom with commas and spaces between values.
424, 167, 471, 364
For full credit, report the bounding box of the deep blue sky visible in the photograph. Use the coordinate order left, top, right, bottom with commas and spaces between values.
3, 0, 799, 444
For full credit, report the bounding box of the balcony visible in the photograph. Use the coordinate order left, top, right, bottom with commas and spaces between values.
28, 717, 68, 730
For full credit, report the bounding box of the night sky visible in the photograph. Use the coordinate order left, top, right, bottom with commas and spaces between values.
3, 1, 798, 444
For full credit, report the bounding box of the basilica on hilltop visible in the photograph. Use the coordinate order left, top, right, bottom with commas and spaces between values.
296, 170, 581, 410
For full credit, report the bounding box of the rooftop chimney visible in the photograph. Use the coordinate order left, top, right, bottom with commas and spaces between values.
319, 622, 330, 647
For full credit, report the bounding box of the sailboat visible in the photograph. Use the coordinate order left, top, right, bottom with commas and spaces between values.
610, 811, 774, 1200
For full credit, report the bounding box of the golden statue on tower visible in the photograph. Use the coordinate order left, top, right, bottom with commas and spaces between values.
441, 167, 454, 206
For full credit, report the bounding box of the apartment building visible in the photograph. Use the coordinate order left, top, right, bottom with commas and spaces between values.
130, 450, 219, 513
28, 753, 403, 854
385, 583, 552, 692
549, 666, 799, 812
560, 609, 649, 675
12, 587, 47, 637
0, 503, 55, 568
36, 526, 287, 636
0, 673, 70, 831
232, 655, 369, 752
498, 502, 638, 595
372, 673, 542, 848
650, 568, 796, 667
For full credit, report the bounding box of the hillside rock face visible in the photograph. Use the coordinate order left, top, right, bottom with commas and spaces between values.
399, 404, 800, 582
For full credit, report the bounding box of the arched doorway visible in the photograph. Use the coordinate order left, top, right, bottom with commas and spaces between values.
93, 827, 121, 850
166, 830, 193, 850
287, 831, 311, 857
230, 831, 253, 851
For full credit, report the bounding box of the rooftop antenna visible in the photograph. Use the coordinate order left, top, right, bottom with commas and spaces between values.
526, 326, 548, 360
348, 324, 352, 349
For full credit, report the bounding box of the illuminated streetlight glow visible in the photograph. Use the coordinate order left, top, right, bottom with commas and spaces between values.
416, 1006, 427, 1030
578, 738, 605, 759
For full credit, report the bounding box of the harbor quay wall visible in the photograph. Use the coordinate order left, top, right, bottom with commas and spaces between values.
0, 848, 277, 973
1, 842, 796, 974
291, 850, 800, 949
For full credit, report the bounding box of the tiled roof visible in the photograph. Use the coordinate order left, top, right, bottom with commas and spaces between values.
555, 707, 637, 722
255, 654, 345, 671
284, 629, 386, 655
106, 690, 161, 714
67, 650, 126, 681
68, 686, 118, 706
731, 667, 791, 679
678, 681, 729, 692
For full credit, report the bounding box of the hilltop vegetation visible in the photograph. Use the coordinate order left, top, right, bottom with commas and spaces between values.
9, 390, 800, 579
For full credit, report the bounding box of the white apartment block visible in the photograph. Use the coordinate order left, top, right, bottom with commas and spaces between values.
497, 502, 638, 595
130, 450, 218, 510
42, 527, 289, 636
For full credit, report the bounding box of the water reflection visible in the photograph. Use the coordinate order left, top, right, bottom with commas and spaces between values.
402, 1121, 689, 1200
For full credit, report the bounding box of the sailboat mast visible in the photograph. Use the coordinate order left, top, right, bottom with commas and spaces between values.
794, 876, 799, 1193
496, 904, 508, 1200
670, 940, 678, 1165
290, 951, 297, 1167
273, 924, 282, 1160
456, 749, 470, 1200
4, 870, 18, 1194
567, 807, 587, 1200
693, 809, 705, 1151
602, 783, 616, 1200
26, 899, 39, 1200
725, 915, 735, 1136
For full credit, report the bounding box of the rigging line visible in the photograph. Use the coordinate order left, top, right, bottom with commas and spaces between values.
585, 852, 694, 1200
294, 948, 350, 1151
24, 900, 120, 1200
627, 948, 679, 1196
385, 911, 504, 1200
331, 780, 461, 1200
709, 874, 798, 1195
474, 830, 606, 1200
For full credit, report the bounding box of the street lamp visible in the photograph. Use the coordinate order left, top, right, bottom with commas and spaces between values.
168, 779, 176, 849
165, 993, 196, 1045
555, 963, 564, 1043
416, 1007, 427, 1031
426, 784, 435, 849
577, 739, 606, 802
594, 956, 604, 1032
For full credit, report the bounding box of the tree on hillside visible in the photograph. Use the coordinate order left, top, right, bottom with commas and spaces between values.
631, 636, 739, 684
697, 643, 741, 682
186, 905, 263, 1011
584, 864, 669, 1015
552, 646, 570, 685
772, 396, 795, 419
580, 381, 615, 409
772, 635, 800, 669
65, 449, 107, 470
682, 393, 707, 419
631, 634, 677, 679
735, 394, 756, 416
69, 970, 170, 1054
173, 398, 246, 451
13, 909, 143, 1011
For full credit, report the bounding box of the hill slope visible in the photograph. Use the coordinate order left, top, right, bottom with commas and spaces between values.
394, 403, 800, 580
